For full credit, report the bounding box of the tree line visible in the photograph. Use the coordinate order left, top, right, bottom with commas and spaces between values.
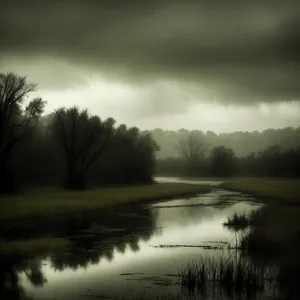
157, 134, 300, 178
148, 127, 300, 159
0, 72, 159, 193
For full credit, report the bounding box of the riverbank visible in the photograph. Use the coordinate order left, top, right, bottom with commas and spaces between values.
220, 178, 300, 204
0, 183, 211, 260
0, 183, 211, 223
220, 178, 300, 243
221, 178, 300, 297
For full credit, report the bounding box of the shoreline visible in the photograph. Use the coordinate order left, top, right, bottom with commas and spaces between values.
0, 183, 211, 226
0, 183, 211, 257
220, 178, 300, 204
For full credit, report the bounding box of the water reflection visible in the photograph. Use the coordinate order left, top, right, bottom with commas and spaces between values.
155, 176, 223, 186
1, 189, 261, 299
0, 256, 43, 300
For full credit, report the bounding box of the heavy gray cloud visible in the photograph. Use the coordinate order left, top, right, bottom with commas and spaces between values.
1, 0, 300, 104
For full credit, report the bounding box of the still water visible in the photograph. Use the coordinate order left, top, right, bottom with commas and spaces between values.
15, 178, 262, 299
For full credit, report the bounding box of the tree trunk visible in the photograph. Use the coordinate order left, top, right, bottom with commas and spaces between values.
64, 169, 86, 190
0, 163, 17, 194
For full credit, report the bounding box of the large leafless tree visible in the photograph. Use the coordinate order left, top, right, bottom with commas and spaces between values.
0, 72, 46, 193
178, 134, 206, 162
177, 134, 207, 175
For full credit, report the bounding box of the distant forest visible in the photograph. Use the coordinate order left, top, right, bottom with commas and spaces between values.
148, 128, 300, 159
151, 128, 300, 178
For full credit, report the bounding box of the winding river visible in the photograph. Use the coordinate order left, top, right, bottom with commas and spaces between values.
15, 178, 262, 299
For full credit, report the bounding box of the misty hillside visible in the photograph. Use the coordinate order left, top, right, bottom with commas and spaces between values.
146, 127, 300, 159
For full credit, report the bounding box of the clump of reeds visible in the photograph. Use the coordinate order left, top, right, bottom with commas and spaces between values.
223, 213, 249, 229
180, 256, 275, 297
223, 207, 265, 230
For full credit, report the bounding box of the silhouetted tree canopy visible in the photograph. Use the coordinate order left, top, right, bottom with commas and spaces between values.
0, 72, 160, 192
0, 72, 46, 193
92, 124, 159, 185
157, 144, 300, 178
50, 107, 115, 189
150, 127, 300, 159
155, 127, 300, 178
209, 146, 237, 177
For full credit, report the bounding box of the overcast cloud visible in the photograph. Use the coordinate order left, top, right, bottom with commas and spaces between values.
1, 0, 299, 131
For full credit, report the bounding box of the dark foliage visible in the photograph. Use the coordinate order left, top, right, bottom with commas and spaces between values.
150, 128, 300, 159
1, 72, 159, 192
90, 124, 159, 185
157, 143, 300, 178
49, 107, 115, 189
0, 73, 46, 193
209, 146, 237, 177
239, 145, 300, 177
13, 115, 159, 190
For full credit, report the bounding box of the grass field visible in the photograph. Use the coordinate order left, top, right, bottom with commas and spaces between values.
0, 183, 211, 222
0, 183, 210, 262
220, 178, 300, 203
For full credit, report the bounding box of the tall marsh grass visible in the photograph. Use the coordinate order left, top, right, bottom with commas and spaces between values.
180, 256, 277, 298
223, 207, 265, 229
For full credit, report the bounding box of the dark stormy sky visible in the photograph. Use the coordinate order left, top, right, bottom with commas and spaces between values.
1, 0, 300, 132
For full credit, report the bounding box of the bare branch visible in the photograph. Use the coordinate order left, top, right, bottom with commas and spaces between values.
0, 73, 42, 165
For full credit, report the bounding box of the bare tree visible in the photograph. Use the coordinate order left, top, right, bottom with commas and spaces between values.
177, 134, 207, 175
0, 72, 46, 193
178, 134, 206, 161
50, 107, 115, 189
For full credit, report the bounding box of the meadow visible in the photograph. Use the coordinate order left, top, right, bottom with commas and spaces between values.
0, 183, 211, 222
